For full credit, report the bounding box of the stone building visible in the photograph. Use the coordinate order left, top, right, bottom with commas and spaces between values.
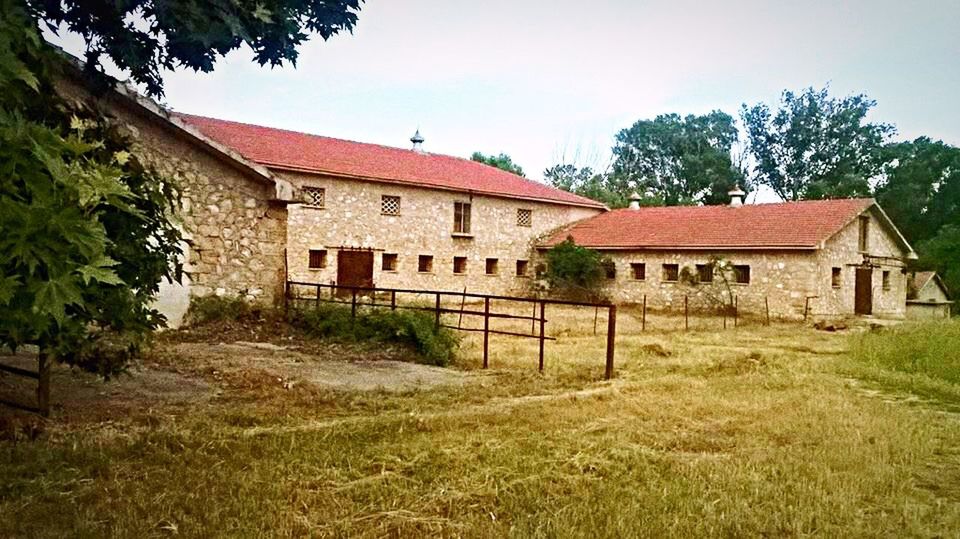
175, 115, 605, 298
906, 272, 953, 319
540, 192, 917, 320
65, 72, 919, 324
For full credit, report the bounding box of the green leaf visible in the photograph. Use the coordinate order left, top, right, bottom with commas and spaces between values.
75, 255, 125, 286
33, 275, 85, 326
0, 275, 20, 305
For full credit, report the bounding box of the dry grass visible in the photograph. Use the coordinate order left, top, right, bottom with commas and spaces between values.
2, 306, 960, 537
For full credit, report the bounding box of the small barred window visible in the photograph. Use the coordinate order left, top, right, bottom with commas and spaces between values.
302, 186, 325, 208
517, 208, 532, 227
381, 195, 401, 216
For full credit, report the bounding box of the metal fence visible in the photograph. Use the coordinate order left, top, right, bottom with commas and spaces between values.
285, 281, 619, 379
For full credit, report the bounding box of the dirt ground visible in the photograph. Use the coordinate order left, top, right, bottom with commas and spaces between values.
0, 337, 471, 429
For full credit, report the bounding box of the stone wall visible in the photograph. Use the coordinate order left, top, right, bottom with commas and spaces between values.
813, 208, 908, 318
58, 78, 289, 325
579, 249, 820, 320
279, 170, 602, 296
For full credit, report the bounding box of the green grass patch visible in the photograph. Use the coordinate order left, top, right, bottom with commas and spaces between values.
850, 321, 960, 384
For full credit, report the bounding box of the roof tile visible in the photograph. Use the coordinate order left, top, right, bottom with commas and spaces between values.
175, 114, 605, 209
542, 198, 876, 249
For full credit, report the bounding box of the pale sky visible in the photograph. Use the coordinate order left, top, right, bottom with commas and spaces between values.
50, 0, 960, 194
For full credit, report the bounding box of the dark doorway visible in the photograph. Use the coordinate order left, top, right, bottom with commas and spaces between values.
854, 267, 873, 315
337, 250, 374, 293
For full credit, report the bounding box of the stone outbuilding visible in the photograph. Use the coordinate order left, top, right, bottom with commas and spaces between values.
540, 193, 918, 320
906, 271, 953, 319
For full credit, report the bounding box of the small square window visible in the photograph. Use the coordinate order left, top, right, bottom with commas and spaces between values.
453, 256, 468, 274
662, 263, 679, 282
418, 255, 433, 273
308, 249, 327, 269
382, 253, 398, 272
831, 267, 842, 288
630, 263, 646, 281
516, 260, 529, 277
603, 260, 616, 280
517, 208, 532, 227
696, 263, 714, 283
302, 186, 325, 208
882, 270, 891, 291
733, 265, 751, 284
381, 195, 401, 216
485, 258, 499, 275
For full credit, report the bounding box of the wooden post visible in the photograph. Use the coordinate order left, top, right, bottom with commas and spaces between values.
642, 295, 647, 332
284, 280, 290, 314
531, 301, 537, 334
315, 284, 321, 310
391, 290, 397, 311
605, 305, 616, 380
723, 307, 727, 329
593, 305, 599, 336
765, 296, 770, 326
804, 297, 811, 321
37, 350, 50, 417
483, 297, 490, 369
435, 293, 441, 329
351, 288, 357, 319
734, 295, 739, 327
684, 295, 689, 331
538, 301, 546, 373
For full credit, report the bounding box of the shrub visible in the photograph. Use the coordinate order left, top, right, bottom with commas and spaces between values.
288, 304, 459, 366
543, 238, 610, 301
184, 295, 257, 325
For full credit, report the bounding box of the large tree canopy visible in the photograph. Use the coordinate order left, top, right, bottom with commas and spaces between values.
741, 86, 894, 201
611, 111, 744, 206
470, 151, 525, 177
544, 164, 623, 208
30, 0, 363, 97
874, 137, 960, 245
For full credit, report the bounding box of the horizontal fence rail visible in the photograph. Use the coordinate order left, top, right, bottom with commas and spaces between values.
285, 281, 617, 379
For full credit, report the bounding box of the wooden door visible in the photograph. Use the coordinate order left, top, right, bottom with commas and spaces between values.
336, 250, 374, 292
854, 268, 873, 315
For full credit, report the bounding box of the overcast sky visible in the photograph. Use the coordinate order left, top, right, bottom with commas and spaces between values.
51, 0, 960, 191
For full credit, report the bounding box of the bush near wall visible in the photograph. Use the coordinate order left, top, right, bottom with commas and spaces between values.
184, 295, 459, 366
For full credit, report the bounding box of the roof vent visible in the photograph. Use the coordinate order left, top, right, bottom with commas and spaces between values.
628, 192, 642, 210
410, 129, 425, 153
728, 183, 746, 207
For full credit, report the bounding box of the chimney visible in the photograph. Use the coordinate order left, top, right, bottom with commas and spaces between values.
728, 183, 746, 207
410, 129, 425, 153
628, 192, 642, 210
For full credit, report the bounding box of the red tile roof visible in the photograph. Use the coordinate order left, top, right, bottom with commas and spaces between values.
175, 114, 605, 209
542, 198, 877, 250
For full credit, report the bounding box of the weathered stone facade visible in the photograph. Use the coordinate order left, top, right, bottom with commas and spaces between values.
813, 208, 908, 318
280, 171, 601, 295
569, 208, 910, 320
57, 78, 289, 326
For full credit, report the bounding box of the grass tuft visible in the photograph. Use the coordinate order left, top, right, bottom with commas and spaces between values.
850, 320, 960, 384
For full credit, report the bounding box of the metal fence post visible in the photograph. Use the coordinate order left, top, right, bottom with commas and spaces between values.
765, 296, 770, 326
642, 294, 647, 332
435, 293, 441, 329
605, 305, 616, 380
483, 297, 490, 369
391, 290, 397, 311
351, 288, 357, 319
538, 301, 546, 372
315, 284, 321, 310
684, 295, 689, 331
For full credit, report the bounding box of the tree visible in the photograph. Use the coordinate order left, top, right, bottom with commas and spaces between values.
31, 0, 363, 97
1, 0, 363, 410
470, 151, 525, 177
874, 137, 960, 245
611, 111, 745, 206
741, 86, 895, 201
544, 164, 624, 208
